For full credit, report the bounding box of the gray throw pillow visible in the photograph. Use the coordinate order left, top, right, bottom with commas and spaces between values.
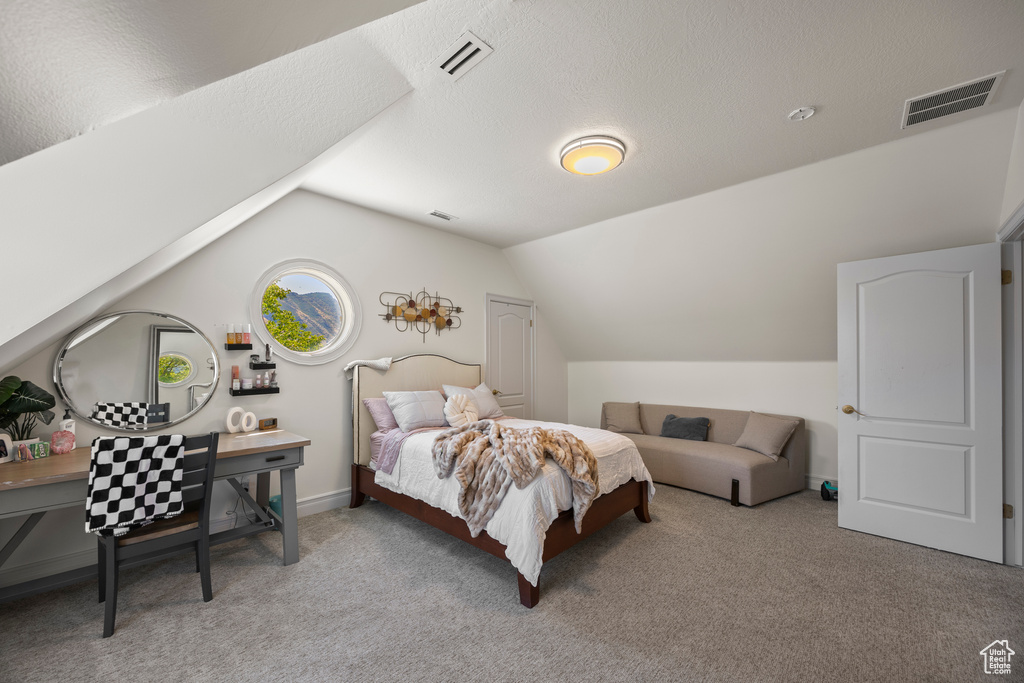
733, 411, 799, 461
603, 402, 642, 434
660, 415, 710, 441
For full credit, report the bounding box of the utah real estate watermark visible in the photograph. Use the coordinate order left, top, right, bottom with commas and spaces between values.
980, 640, 1015, 675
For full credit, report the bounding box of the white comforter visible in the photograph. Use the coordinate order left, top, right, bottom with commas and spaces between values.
373, 418, 655, 586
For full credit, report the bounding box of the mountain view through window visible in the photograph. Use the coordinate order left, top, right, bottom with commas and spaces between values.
261, 273, 343, 352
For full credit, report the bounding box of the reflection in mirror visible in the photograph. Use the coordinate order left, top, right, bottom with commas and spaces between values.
54, 311, 220, 431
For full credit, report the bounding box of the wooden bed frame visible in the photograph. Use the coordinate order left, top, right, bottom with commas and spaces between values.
348, 354, 651, 607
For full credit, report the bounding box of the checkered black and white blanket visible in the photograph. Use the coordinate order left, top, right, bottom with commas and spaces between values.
91, 402, 148, 429
85, 434, 185, 536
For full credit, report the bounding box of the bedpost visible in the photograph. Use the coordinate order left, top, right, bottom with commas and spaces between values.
634, 480, 652, 523
350, 463, 366, 509
518, 572, 539, 608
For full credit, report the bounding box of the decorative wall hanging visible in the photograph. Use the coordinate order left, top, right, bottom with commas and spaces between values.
379, 289, 462, 342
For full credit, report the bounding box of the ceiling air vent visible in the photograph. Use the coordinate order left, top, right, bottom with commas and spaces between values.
901, 71, 1005, 129
431, 31, 493, 81
428, 210, 458, 221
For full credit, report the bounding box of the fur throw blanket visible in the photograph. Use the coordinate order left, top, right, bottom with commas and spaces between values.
432, 419, 599, 537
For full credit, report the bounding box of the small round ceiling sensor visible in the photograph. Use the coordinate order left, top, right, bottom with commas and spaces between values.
788, 106, 816, 122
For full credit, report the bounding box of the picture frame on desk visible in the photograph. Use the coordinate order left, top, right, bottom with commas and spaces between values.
0, 434, 11, 464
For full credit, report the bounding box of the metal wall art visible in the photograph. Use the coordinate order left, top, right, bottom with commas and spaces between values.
379, 289, 462, 342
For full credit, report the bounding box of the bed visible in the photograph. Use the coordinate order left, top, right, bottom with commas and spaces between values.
349, 354, 654, 607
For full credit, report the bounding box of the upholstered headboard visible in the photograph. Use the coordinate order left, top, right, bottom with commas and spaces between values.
352, 354, 481, 466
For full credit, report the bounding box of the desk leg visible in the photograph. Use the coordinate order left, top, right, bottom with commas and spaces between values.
256, 472, 270, 508
280, 467, 299, 566
0, 512, 45, 567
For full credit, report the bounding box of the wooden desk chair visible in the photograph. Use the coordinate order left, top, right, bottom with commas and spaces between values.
96, 432, 219, 637
146, 402, 171, 424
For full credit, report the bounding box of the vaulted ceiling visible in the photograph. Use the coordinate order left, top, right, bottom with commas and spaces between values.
0, 0, 422, 165
302, 0, 1024, 246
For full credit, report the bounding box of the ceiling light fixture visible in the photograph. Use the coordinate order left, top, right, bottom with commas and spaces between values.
559, 136, 626, 175
788, 106, 815, 122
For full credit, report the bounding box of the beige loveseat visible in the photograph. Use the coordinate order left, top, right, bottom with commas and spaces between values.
601, 402, 807, 506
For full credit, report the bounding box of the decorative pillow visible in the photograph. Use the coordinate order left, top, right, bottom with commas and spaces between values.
382, 390, 447, 432
442, 383, 504, 419
733, 411, 799, 461
444, 394, 479, 428
363, 397, 399, 432
603, 402, 642, 434
660, 415, 710, 441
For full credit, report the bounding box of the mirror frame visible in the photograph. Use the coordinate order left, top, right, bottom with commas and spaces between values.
53, 310, 221, 432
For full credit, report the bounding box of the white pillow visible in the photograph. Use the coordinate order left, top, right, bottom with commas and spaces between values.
382, 390, 447, 432
442, 382, 504, 419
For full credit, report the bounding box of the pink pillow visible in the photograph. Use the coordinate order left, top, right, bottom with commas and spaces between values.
363, 397, 399, 431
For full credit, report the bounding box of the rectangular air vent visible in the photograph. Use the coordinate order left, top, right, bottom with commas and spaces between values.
901, 71, 1005, 129
428, 210, 458, 221
431, 31, 493, 81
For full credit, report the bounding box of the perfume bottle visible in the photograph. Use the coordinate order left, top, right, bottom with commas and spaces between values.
227, 325, 236, 345
243, 324, 252, 344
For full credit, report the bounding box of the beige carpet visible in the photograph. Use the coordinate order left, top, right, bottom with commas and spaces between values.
2, 486, 1022, 682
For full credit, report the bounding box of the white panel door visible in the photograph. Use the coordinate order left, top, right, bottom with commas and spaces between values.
837, 243, 1002, 562
486, 298, 533, 419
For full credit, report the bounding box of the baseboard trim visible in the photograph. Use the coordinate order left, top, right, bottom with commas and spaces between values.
806, 474, 834, 490
298, 488, 351, 517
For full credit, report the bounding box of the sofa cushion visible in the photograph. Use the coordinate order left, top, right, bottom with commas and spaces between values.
602, 401, 643, 434
660, 415, 710, 441
733, 411, 800, 461
640, 404, 749, 444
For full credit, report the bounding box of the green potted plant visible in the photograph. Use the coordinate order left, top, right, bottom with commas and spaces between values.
0, 375, 56, 444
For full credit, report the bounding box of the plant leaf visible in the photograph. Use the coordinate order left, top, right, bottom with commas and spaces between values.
38, 409, 55, 425
3, 380, 56, 414
0, 414, 15, 430
0, 375, 21, 406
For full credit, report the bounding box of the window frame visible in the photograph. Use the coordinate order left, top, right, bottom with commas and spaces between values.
248, 259, 362, 366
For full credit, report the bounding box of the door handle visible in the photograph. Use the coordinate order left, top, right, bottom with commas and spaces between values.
841, 405, 866, 416
492, 389, 502, 396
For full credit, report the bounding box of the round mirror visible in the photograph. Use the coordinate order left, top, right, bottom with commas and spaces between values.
54, 311, 220, 431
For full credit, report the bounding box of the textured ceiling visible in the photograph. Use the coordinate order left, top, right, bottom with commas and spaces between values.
0, 0, 421, 165
302, 0, 1024, 247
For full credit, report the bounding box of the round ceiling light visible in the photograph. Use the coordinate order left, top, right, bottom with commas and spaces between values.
559, 136, 626, 175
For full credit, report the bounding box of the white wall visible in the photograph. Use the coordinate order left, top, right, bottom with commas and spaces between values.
569, 362, 838, 484
502, 110, 1016, 486
1, 189, 567, 586
1002, 104, 1024, 227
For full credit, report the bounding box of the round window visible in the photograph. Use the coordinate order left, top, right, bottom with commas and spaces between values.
157, 352, 196, 386
249, 259, 362, 365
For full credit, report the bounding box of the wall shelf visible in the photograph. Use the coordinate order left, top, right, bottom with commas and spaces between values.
249, 362, 276, 370
225, 343, 253, 351
229, 387, 280, 397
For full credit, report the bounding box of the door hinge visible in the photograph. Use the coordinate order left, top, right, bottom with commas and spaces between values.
1005, 503, 1014, 519
1002, 270, 1012, 285
530, 320, 533, 327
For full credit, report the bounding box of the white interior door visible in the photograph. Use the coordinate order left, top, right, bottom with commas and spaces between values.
837, 243, 1003, 562
486, 296, 533, 419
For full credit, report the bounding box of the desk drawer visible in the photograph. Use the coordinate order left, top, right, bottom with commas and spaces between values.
215, 446, 303, 479
0, 479, 88, 519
